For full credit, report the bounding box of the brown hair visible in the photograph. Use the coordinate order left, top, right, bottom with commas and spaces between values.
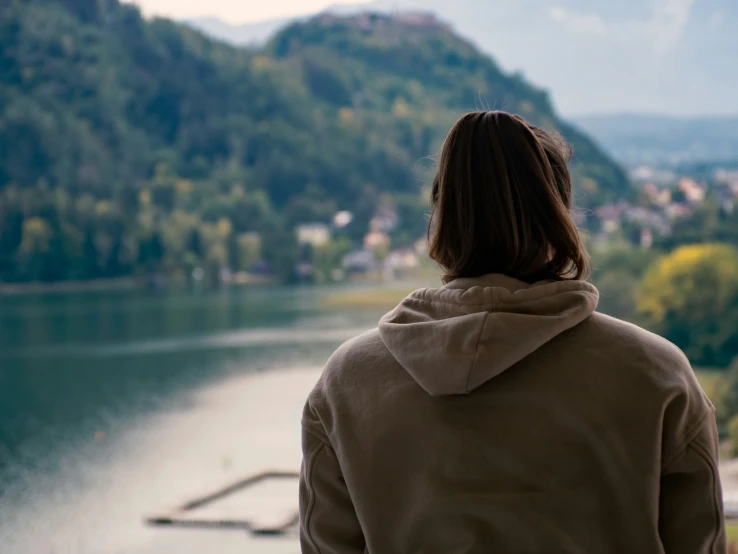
428, 111, 590, 284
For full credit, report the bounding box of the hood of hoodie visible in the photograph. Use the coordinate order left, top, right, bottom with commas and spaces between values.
378, 274, 599, 397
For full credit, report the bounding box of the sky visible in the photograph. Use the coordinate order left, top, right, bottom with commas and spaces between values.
123, 0, 367, 23
544, 0, 698, 56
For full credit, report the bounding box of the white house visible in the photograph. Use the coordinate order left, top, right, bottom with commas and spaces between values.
296, 223, 331, 247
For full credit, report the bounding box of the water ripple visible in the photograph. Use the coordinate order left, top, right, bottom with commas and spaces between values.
0, 326, 373, 359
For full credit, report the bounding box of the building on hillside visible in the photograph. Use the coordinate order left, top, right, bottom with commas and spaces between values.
601, 219, 620, 234
623, 206, 670, 236
364, 231, 390, 252
594, 201, 629, 235
630, 166, 676, 186
396, 12, 449, 30
342, 249, 377, 275
642, 183, 672, 207
715, 169, 738, 187
678, 178, 706, 204
414, 238, 428, 256
333, 211, 354, 229
642, 183, 659, 202
664, 203, 693, 220
295, 262, 313, 281
595, 201, 629, 221
370, 206, 399, 234
296, 223, 331, 247
656, 189, 672, 206
383, 249, 420, 281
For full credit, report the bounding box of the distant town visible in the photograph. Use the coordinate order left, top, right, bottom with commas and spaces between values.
210, 205, 429, 287
591, 164, 738, 248
203, 162, 738, 288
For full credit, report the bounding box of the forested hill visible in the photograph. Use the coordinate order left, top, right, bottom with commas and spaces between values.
267, 13, 627, 205
0, 0, 628, 283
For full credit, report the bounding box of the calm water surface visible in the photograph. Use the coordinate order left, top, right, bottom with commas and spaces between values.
0, 285, 388, 554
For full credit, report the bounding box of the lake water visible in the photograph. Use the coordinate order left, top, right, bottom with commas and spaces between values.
0, 285, 392, 554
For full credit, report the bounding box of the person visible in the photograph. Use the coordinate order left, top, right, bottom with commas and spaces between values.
299, 111, 725, 553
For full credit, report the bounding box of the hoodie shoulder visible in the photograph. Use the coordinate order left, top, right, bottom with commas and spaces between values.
581, 312, 713, 465
581, 311, 701, 387
316, 329, 392, 393
584, 312, 695, 374
304, 329, 397, 437
325, 328, 388, 375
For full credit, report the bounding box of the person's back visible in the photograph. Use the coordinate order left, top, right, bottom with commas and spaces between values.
299, 112, 725, 553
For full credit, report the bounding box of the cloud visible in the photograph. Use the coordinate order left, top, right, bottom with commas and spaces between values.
647, 0, 697, 56
546, 6, 608, 37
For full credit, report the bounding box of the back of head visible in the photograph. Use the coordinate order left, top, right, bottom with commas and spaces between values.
428, 111, 590, 283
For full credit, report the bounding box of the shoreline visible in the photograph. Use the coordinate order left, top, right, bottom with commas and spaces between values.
0, 274, 434, 298
0, 275, 275, 296
0, 277, 145, 296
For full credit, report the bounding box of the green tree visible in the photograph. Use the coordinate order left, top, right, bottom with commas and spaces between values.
590, 243, 658, 320
234, 233, 261, 272
16, 217, 52, 280
637, 244, 738, 366
311, 237, 351, 283
0, 0, 628, 285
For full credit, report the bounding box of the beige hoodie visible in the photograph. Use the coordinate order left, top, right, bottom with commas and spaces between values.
300, 275, 725, 553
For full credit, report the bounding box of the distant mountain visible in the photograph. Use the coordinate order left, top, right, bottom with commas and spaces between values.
187, 0, 738, 117
574, 114, 738, 167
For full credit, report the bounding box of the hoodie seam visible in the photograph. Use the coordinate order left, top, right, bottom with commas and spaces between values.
465, 310, 490, 393
661, 409, 712, 471
688, 437, 723, 553
303, 441, 327, 554
303, 424, 331, 446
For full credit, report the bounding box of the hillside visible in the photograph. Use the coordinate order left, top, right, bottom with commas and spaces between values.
267, 13, 626, 206
574, 114, 738, 167
0, 0, 627, 284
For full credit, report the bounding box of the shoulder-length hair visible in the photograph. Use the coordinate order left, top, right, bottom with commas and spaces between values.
428, 111, 591, 283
